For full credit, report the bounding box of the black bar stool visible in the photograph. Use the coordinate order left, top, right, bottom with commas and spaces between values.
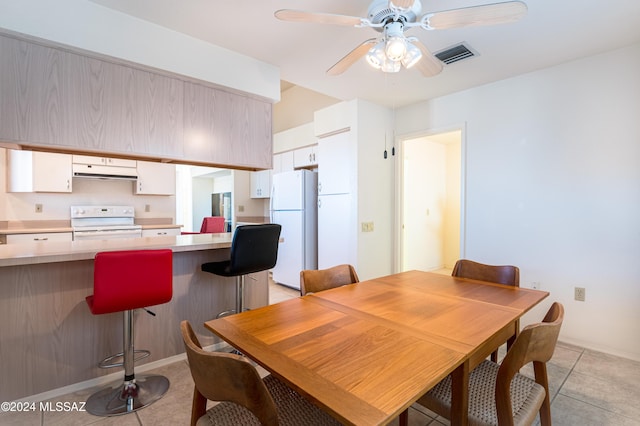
85, 249, 173, 416
202, 224, 281, 317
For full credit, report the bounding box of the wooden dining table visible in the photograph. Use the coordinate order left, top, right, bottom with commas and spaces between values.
204, 270, 549, 425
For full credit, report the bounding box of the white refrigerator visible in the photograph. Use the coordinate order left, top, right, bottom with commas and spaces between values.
270, 169, 318, 289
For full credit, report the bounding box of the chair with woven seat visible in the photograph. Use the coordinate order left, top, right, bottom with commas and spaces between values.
452, 259, 520, 362
300, 264, 360, 296
202, 224, 281, 317
417, 302, 564, 426
85, 249, 173, 416
180, 320, 341, 426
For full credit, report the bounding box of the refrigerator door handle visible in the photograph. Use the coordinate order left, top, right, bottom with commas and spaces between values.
269, 183, 275, 222
318, 198, 322, 208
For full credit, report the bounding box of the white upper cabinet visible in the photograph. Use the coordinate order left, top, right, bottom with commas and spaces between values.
317, 131, 353, 195
7, 150, 72, 193
293, 145, 318, 169
273, 151, 294, 174
134, 161, 176, 195
250, 170, 272, 198
72, 154, 136, 168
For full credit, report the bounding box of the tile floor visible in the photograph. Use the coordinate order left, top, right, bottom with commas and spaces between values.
2, 280, 639, 426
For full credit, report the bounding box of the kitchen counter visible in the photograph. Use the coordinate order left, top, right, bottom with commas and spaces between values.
0, 233, 231, 267
0, 232, 269, 401
236, 215, 270, 224
0, 220, 181, 236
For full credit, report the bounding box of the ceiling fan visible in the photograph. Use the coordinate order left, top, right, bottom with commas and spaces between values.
274, 0, 527, 76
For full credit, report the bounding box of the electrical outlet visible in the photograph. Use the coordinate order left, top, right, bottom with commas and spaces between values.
145, 204, 151, 212
574, 287, 586, 302
238, 205, 245, 212
361, 222, 374, 232
531, 282, 540, 290
35, 204, 43, 213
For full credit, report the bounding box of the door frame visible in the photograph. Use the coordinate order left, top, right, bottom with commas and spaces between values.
394, 124, 468, 273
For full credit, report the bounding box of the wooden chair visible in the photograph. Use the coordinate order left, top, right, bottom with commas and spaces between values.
452, 259, 520, 361
417, 302, 564, 426
300, 264, 360, 296
180, 321, 341, 426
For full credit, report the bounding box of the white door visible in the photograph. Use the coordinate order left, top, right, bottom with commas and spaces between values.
272, 171, 304, 210
271, 210, 304, 290
317, 131, 353, 195
318, 193, 355, 269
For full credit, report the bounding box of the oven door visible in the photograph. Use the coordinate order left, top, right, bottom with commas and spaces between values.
73, 228, 142, 241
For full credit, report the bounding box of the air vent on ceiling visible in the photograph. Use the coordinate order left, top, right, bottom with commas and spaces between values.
434, 43, 477, 65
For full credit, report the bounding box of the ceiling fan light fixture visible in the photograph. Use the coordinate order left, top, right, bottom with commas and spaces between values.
385, 35, 407, 61
401, 41, 422, 68
383, 21, 407, 62
366, 41, 386, 69
381, 58, 401, 73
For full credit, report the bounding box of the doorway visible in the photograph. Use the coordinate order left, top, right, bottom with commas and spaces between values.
397, 129, 464, 272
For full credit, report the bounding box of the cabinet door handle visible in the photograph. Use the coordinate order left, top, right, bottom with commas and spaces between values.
33, 237, 49, 241
318, 199, 322, 208
318, 182, 322, 193
66, 179, 70, 190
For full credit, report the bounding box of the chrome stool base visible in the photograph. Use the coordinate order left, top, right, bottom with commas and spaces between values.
86, 374, 169, 417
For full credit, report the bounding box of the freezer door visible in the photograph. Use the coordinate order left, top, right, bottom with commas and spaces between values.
271, 210, 304, 289
271, 170, 304, 211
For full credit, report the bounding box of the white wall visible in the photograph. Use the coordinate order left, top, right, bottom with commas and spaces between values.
0, 0, 279, 101
355, 100, 395, 280
191, 177, 214, 231
274, 86, 340, 133
395, 43, 640, 361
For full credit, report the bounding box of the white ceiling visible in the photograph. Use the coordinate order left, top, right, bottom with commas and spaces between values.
89, 0, 640, 108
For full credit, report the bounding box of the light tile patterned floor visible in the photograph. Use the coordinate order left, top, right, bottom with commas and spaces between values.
2, 280, 639, 426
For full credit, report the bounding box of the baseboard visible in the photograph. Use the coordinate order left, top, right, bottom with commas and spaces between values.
13, 341, 230, 403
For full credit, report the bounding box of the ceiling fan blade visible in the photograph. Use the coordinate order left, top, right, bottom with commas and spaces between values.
275, 9, 365, 27
412, 40, 444, 77
389, 0, 416, 9
327, 39, 377, 76
423, 1, 527, 30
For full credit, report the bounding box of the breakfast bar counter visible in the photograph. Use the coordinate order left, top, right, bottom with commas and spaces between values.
0, 233, 269, 401
0, 232, 233, 267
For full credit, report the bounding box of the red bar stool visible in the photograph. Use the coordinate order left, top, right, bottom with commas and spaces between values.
85, 249, 173, 416
201, 224, 281, 318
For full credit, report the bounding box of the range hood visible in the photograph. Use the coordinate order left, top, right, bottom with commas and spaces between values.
72, 156, 138, 180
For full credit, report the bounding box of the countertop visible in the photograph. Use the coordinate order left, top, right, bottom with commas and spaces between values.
235, 216, 270, 224
0, 232, 232, 267
0, 221, 181, 235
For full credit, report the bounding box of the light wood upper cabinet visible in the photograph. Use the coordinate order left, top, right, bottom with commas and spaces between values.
0, 34, 183, 158
7, 150, 72, 193
0, 36, 69, 145
0, 32, 272, 169
64, 53, 184, 157
184, 82, 272, 169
